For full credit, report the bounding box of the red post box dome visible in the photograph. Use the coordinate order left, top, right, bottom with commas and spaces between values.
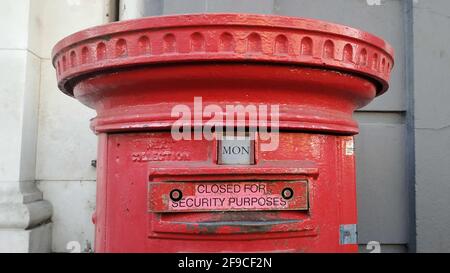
52, 13, 394, 135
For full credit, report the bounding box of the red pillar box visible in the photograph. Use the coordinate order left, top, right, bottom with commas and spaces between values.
52, 14, 393, 253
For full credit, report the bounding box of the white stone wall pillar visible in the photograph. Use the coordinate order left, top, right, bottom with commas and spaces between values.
0, 0, 116, 252
0, 0, 52, 252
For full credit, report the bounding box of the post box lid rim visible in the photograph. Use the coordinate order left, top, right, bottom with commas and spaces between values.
53, 13, 394, 58
52, 13, 394, 96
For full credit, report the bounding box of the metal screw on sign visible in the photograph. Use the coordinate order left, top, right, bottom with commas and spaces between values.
282, 188, 294, 200
170, 189, 183, 202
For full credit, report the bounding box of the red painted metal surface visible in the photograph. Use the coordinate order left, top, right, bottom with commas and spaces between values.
52, 14, 394, 253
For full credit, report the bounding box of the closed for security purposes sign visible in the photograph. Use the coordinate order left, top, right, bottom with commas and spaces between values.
149, 181, 308, 213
